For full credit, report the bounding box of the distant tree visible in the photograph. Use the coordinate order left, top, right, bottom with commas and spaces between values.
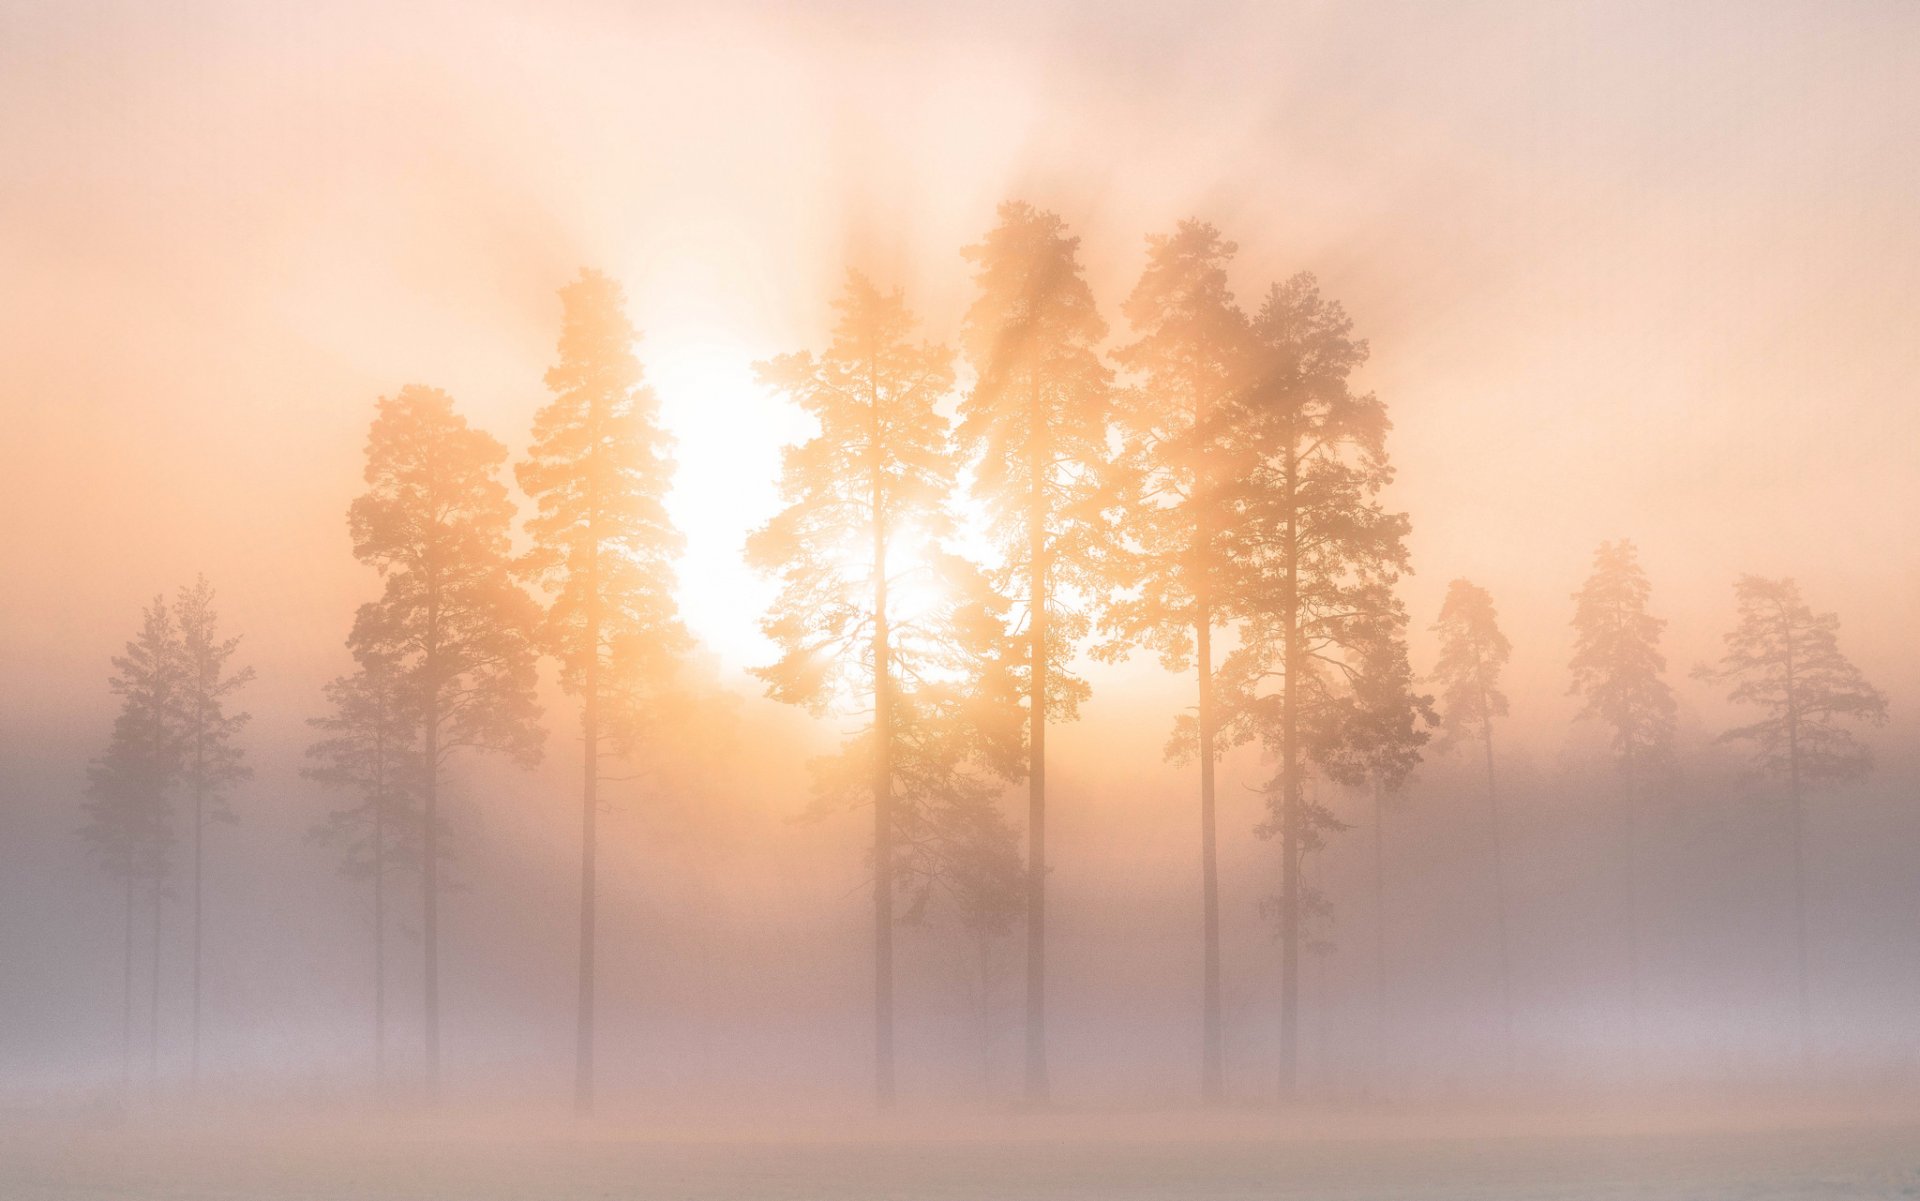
1695, 575, 1888, 1065
1219, 272, 1415, 1099
1333, 605, 1433, 1074
749, 271, 1018, 1107
957, 201, 1114, 1102
305, 652, 422, 1091
1568, 539, 1675, 1047
171, 574, 253, 1089
81, 595, 181, 1089
1103, 221, 1253, 1103
517, 268, 691, 1117
1430, 578, 1514, 1067
347, 385, 544, 1097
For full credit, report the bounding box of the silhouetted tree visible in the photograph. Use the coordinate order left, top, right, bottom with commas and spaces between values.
517, 268, 690, 1117
749, 271, 1017, 1107
1222, 273, 1414, 1099
82, 596, 181, 1090
1568, 539, 1675, 1049
1103, 221, 1253, 1103
1696, 575, 1888, 1066
957, 201, 1114, 1102
1431, 578, 1513, 1068
171, 574, 253, 1089
305, 652, 422, 1091
348, 385, 543, 1098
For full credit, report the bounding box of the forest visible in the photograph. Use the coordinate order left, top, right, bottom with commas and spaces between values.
60, 206, 1897, 1117
4, 2, 1918, 1197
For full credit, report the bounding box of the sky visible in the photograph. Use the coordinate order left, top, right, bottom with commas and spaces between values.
1, 0, 1918, 1099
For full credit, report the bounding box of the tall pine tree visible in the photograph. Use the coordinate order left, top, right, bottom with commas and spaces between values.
749, 271, 1017, 1108
1217, 272, 1413, 1099
1568, 539, 1675, 1050
82, 596, 181, 1090
1696, 575, 1887, 1066
348, 384, 543, 1098
1430, 578, 1514, 1069
517, 268, 690, 1117
1103, 221, 1252, 1103
957, 202, 1113, 1102
305, 651, 422, 1092
172, 574, 253, 1089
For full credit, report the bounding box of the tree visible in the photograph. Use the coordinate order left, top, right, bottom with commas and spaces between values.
1568, 539, 1675, 1049
517, 268, 690, 1117
305, 652, 422, 1091
1430, 578, 1513, 1069
1695, 575, 1888, 1065
81, 596, 181, 1090
1216, 273, 1414, 1099
749, 271, 1017, 1107
1103, 221, 1253, 1103
172, 574, 253, 1089
956, 201, 1113, 1102
347, 384, 544, 1098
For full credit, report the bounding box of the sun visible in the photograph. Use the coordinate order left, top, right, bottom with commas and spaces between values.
646, 331, 805, 675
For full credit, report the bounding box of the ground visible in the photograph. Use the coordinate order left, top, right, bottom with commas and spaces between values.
4, 1105, 1920, 1199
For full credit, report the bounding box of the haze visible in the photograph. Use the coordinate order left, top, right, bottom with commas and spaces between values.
2, 2, 1919, 1197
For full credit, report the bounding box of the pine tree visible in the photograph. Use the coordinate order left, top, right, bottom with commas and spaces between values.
956, 202, 1113, 1102
749, 271, 1018, 1107
347, 384, 544, 1098
172, 574, 253, 1089
81, 596, 181, 1090
1102, 221, 1253, 1103
1695, 575, 1888, 1066
1430, 578, 1514, 1069
1568, 539, 1675, 1050
1216, 273, 1414, 1099
305, 651, 422, 1091
517, 268, 690, 1117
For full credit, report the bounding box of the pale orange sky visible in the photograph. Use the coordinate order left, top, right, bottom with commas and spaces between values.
3, 0, 1917, 758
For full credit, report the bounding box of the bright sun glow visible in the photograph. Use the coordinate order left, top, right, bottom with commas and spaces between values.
647, 331, 804, 675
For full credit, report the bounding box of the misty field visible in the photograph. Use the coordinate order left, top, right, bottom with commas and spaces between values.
5, 1109, 1920, 1200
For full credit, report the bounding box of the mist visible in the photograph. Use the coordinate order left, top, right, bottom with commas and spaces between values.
3, 1, 1920, 1197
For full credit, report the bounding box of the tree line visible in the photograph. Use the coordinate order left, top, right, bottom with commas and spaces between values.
81, 202, 1891, 1110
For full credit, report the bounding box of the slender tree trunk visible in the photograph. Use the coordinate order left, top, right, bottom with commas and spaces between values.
148, 877, 161, 1089
122, 869, 134, 1091
191, 768, 204, 1092
1278, 451, 1302, 1102
1483, 717, 1512, 1075
1785, 650, 1810, 1071
575, 588, 600, 1118
373, 775, 386, 1094
870, 387, 896, 1110
422, 689, 440, 1101
1024, 379, 1050, 1105
1622, 749, 1641, 1060
1371, 781, 1387, 1092
1196, 609, 1223, 1104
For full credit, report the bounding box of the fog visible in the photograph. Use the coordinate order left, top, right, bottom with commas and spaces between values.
3, 1, 1919, 1196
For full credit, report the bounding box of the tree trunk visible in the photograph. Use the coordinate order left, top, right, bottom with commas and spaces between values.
575, 591, 600, 1118
1196, 610, 1223, 1104
373, 772, 387, 1094
871, 396, 896, 1110
1785, 646, 1810, 1071
1024, 377, 1050, 1105
1278, 455, 1301, 1102
148, 877, 162, 1089
122, 869, 134, 1091
1484, 717, 1512, 1075
1371, 781, 1387, 1093
1622, 749, 1641, 1061
191, 770, 204, 1092
422, 690, 440, 1102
